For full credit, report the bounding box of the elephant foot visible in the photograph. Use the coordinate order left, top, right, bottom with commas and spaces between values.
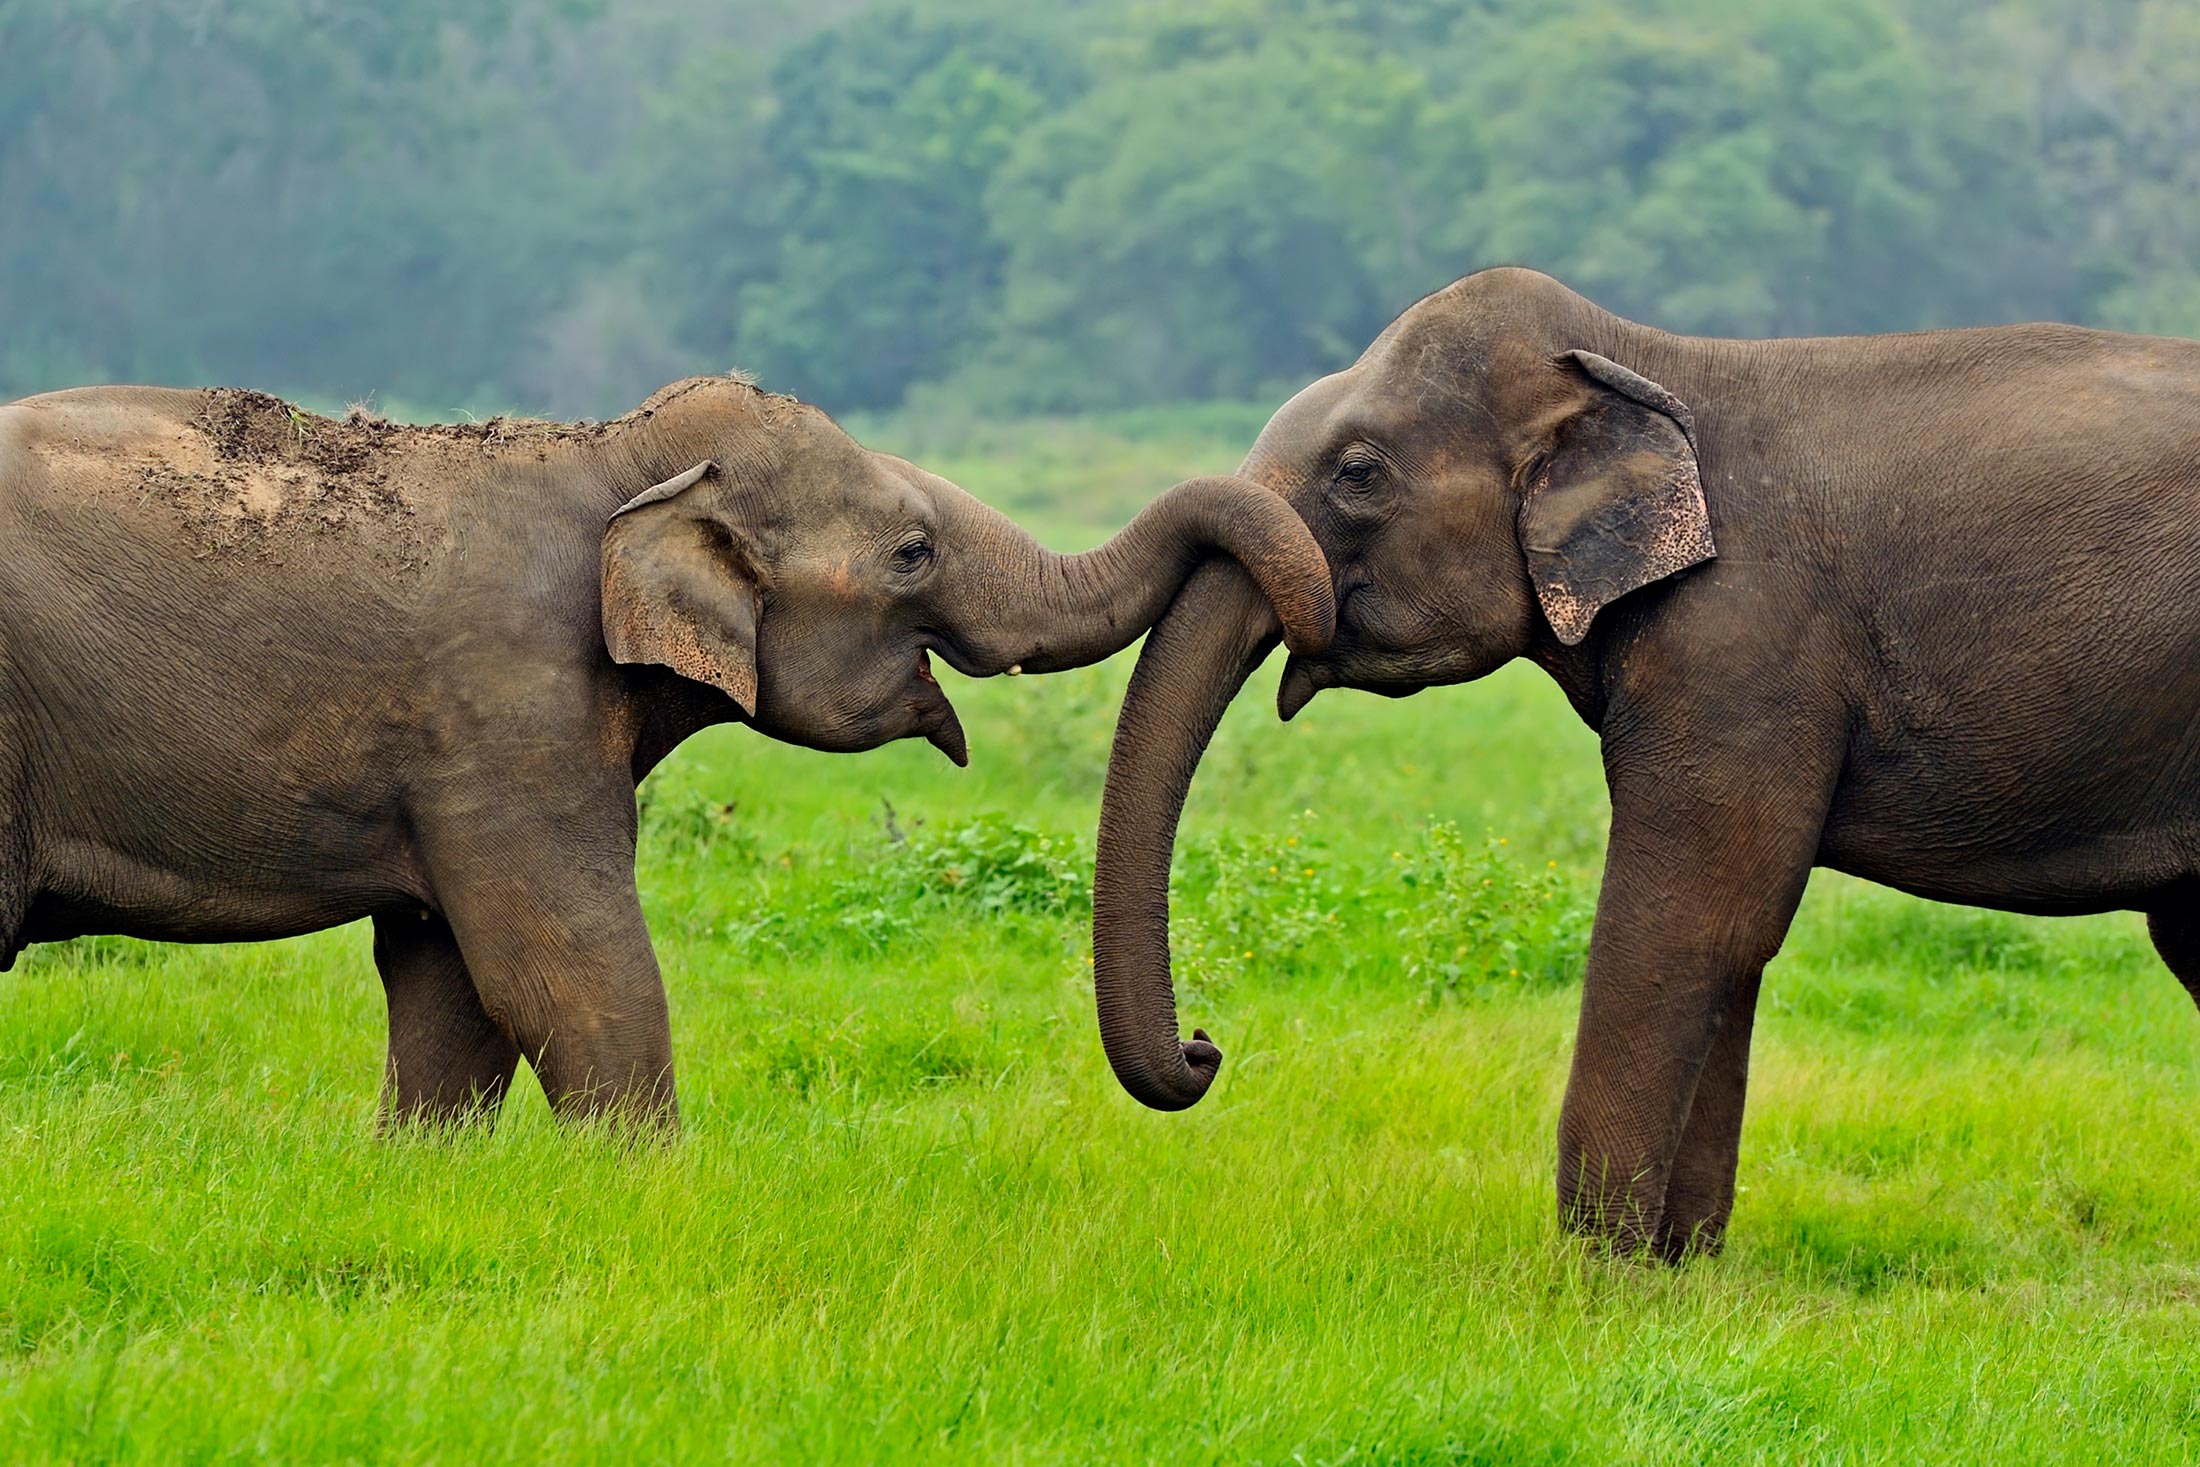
1558, 1169, 1667, 1262
1652, 1205, 1732, 1264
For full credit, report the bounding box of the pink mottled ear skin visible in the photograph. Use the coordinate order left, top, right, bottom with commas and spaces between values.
1519, 352, 1716, 644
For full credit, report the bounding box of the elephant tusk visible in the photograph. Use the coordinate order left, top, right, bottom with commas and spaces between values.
1006, 663, 1022, 676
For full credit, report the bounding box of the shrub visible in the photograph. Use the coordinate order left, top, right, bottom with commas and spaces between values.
1169, 809, 1347, 995
829, 813, 1092, 951
887, 814, 1092, 917
1393, 821, 1595, 1000
637, 785, 761, 866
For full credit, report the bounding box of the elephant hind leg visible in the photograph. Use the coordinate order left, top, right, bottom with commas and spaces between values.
372, 909, 521, 1128
2149, 902, 2200, 1011
0, 855, 21, 972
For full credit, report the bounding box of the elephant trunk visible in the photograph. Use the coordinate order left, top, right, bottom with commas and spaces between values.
1091, 559, 1280, 1109
948, 475, 1331, 674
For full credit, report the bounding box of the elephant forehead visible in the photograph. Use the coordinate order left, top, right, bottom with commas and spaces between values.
1247, 373, 1355, 466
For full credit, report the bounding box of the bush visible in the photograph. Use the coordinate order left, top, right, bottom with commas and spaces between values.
828, 813, 1092, 951
887, 814, 1092, 917
637, 785, 761, 866
1169, 809, 1348, 995
1393, 821, 1595, 1000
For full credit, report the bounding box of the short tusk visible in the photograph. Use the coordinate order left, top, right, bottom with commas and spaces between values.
1006, 664, 1022, 676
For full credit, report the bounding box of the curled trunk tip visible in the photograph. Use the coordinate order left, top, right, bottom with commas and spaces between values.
1100, 1024, 1221, 1111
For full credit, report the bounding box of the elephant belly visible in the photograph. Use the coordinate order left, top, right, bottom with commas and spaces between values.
21, 824, 428, 947
1818, 566, 2200, 915
1816, 751, 2199, 917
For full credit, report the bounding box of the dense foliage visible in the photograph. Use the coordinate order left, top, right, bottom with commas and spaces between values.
7, 0, 2199, 417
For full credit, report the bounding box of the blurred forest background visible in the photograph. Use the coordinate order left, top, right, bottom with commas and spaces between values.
4, 0, 2197, 420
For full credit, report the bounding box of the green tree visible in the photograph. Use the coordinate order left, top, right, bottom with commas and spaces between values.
719, 7, 1081, 410
4, 0, 2196, 417
0, 0, 608, 406
1451, 0, 2069, 337
970, 36, 1440, 410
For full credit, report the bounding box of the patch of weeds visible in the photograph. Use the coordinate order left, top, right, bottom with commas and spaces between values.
2, 1220, 170, 1344
0, 1026, 188, 1091
1808, 1115, 1933, 1181
1392, 821, 1594, 1001
638, 784, 761, 866
247, 1236, 508, 1306
989, 663, 1116, 795
891, 815, 1090, 915
1169, 810, 1350, 996
15, 935, 168, 974
830, 813, 1091, 951
1811, 893, 2049, 977
746, 1013, 994, 1099
1773, 1207, 1987, 1295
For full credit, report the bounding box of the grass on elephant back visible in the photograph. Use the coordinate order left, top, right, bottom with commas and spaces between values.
2, 412, 2198, 1460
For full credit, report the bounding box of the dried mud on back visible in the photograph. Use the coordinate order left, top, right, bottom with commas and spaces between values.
140, 389, 616, 571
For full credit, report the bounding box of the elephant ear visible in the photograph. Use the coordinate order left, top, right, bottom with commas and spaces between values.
1517, 350, 1716, 645
600, 459, 764, 715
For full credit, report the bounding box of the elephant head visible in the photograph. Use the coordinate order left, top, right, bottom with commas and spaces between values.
1092, 269, 1716, 1109
600, 382, 1335, 764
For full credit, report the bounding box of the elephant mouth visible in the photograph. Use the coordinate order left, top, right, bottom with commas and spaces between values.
919, 627, 990, 680
1278, 653, 1423, 721
912, 649, 969, 766
1278, 654, 1326, 721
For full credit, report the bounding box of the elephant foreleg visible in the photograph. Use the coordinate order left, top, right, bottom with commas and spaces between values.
1557, 731, 1834, 1260
2149, 901, 2200, 1011
372, 909, 520, 1128
1653, 967, 1763, 1261
419, 802, 678, 1127
0, 743, 25, 974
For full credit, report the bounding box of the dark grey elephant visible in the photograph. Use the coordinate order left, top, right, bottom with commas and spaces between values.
1090, 267, 2200, 1260
0, 375, 1332, 1126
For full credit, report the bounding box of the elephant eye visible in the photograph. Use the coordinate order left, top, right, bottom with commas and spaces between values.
1335, 453, 1380, 489
891, 537, 935, 573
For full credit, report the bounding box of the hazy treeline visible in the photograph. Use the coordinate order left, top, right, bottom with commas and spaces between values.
4, 0, 2196, 418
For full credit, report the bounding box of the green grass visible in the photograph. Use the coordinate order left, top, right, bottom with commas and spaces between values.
4, 416, 2198, 1462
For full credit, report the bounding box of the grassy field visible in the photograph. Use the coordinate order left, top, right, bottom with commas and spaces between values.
3, 415, 2197, 1462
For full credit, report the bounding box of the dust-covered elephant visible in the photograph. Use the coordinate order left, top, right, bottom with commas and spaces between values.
0, 375, 1332, 1126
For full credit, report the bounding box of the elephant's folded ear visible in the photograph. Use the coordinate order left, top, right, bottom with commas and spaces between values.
1517, 351, 1716, 646
601, 460, 763, 715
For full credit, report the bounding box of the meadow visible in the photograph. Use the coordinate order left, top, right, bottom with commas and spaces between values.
2, 414, 2196, 1463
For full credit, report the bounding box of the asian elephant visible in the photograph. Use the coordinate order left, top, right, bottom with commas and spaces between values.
1091, 267, 2200, 1260
0, 375, 1332, 1126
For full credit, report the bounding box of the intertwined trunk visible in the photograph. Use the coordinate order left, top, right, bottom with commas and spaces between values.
946, 476, 1329, 675
1090, 561, 1281, 1108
